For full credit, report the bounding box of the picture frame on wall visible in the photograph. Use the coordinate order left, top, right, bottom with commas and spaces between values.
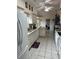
29, 5, 31, 10
25, 2, 33, 11
25, 2, 28, 8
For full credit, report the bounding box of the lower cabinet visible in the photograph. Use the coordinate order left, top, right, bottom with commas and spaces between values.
28, 28, 40, 48
55, 31, 61, 56
39, 27, 46, 37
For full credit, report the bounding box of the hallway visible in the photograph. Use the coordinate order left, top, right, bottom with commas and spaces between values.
29, 31, 58, 59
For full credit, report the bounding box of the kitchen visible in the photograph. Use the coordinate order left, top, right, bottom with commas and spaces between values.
17, 0, 61, 59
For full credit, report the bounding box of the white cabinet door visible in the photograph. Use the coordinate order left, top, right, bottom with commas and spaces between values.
39, 27, 46, 37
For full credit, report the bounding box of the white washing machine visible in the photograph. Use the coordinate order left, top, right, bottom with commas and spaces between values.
17, 9, 29, 59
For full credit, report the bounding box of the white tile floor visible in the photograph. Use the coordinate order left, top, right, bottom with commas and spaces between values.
29, 31, 58, 59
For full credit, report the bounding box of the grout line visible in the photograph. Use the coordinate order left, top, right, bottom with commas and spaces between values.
44, 36, 49, 59
43, 37, 47, 59
37, 37, 46, 59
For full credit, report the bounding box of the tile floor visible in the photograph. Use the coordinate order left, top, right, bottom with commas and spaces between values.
29, 31, 58, 59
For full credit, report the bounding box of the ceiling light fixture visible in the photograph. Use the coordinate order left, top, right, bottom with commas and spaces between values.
45, 8, 49, 12
44, 6, 53, 12
44, 6, 49, 12
36, 17, 39, 18
45, 0, 51, 3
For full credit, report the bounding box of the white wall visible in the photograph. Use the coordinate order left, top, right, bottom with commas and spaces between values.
17, 0, 37, 14
50, 19, 54, 31
17, 0, 25, 9
40, 19, 46, 28
40, 17, 54, 31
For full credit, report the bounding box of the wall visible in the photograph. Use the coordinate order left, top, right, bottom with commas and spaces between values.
17, 0, 38, 28
17, 0, 37, 14
32, 15, 37, 24
40, 19, 46, 28
17, 0, 25, 9
50, 19, 54, 31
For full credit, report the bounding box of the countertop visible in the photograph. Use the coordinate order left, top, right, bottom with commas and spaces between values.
27, 26, 41, 35
55, 25, 61, 36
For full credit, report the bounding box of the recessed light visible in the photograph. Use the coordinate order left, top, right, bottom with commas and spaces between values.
44, 6, 49, 12
45, 9, 49, 12
45, 0, 51, 3
44, 7, 53, 12
36, 17, 39, 18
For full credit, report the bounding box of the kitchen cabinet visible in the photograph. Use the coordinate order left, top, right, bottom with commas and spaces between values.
27, 27, 40, 48
55, 30, 61, 58
39, 27, 46, 37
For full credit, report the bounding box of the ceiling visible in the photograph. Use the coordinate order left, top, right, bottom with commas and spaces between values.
24, 0, 61, 18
